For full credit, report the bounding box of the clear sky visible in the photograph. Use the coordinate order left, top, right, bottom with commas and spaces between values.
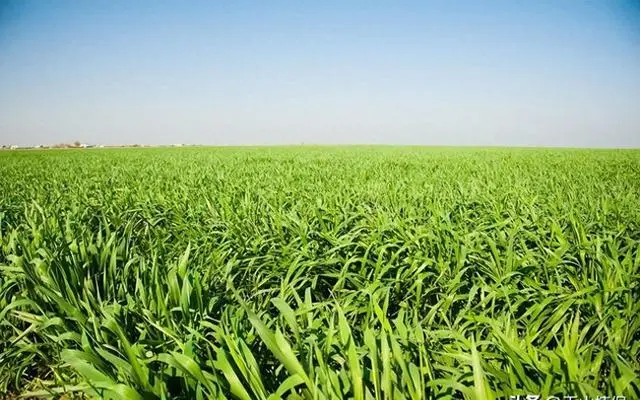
1, 1, 639, 147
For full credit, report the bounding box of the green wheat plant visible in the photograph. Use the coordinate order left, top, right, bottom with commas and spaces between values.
0, 146, 639, 399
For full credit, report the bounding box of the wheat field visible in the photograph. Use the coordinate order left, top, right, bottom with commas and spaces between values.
1, 146, 639, 399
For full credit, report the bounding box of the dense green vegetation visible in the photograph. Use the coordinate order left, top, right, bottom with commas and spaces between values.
1, 146, 639, 399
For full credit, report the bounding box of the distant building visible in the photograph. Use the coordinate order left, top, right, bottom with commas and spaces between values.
10, 145, 18, 150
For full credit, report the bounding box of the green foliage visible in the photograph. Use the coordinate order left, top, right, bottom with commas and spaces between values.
1, 146, 639, 399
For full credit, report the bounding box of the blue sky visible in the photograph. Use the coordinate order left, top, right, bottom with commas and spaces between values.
0, 1, 639, 147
